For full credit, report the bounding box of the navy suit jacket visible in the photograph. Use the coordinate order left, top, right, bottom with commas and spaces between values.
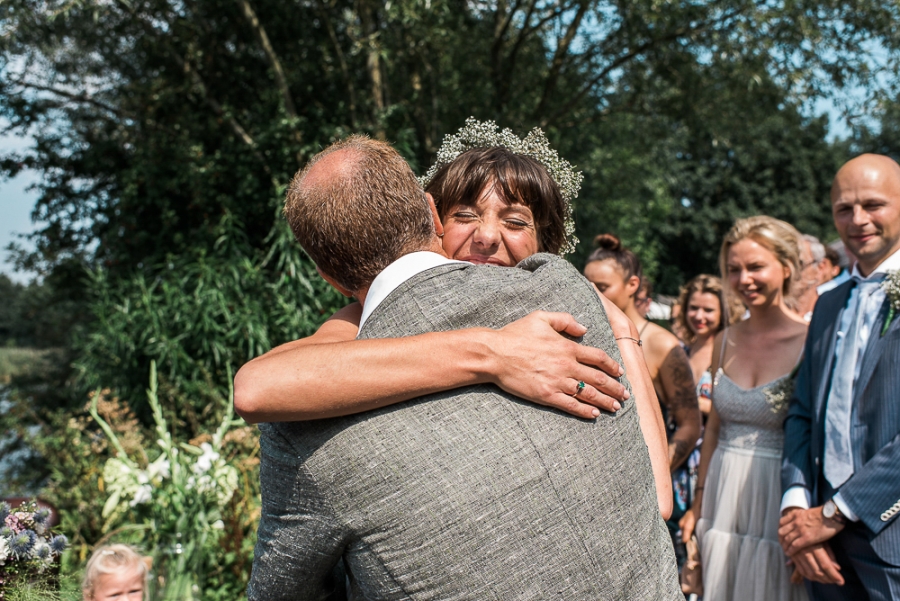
783, 280, 900, 564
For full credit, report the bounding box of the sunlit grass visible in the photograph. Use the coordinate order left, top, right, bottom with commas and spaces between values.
0, 348, 56, 384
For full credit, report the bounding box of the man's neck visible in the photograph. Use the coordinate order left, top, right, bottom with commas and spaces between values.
355, 241, 448, 308
856, 242, 900, 278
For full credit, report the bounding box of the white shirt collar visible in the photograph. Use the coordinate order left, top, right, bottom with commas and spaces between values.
358, 251, 464, 331
850, 246, 900, 280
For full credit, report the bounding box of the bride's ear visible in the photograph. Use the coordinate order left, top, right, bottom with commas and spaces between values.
425, 193, 444, 238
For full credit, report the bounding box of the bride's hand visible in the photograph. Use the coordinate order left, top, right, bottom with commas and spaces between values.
487, 311, 629, 419
679, 505, 699, 542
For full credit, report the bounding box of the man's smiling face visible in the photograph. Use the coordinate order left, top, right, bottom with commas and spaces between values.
831, 154, 900, 276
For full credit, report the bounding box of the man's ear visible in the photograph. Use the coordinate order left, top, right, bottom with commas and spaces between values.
425, 193, 444, 238
316, 266, 354, 298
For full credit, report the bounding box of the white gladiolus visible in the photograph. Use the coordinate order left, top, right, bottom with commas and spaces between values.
130, 484, 153, 506
192, 442, 220, 475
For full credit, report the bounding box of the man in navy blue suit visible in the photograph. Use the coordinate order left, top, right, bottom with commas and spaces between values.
780, 154, 900, 600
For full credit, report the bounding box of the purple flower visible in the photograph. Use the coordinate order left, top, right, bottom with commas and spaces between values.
32, 507, 51, 526
9, 529, 37, 558
50, 534, 68, 554
33, 543, 51, 560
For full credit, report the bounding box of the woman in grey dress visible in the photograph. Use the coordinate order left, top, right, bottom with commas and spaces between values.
680, 216, 809, 601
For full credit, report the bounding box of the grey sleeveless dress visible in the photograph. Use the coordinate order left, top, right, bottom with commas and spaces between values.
695, 370, 808, 601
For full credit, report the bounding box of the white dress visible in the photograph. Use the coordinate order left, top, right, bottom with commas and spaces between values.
695, 369, 808, 601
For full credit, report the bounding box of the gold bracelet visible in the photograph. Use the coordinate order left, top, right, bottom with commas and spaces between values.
616, 336, 643, 347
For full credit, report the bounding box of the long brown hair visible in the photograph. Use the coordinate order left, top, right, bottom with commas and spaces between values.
676, 274, 742, 344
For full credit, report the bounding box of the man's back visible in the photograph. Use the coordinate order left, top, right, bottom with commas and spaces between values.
250, 255, 679, 600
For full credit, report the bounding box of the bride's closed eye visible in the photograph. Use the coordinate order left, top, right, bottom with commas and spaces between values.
450, 210, 478, 221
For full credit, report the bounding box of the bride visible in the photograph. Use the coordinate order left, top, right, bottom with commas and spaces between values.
234, 119, 672, 515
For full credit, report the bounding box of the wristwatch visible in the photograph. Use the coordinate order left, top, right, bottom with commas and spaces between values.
823, 499, 847, 525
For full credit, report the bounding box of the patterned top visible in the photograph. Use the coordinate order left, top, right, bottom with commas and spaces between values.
713, 370, 790, 454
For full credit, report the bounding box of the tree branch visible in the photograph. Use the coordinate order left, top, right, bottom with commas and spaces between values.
9, 80, 132, 120
532, 0, 590, 120
315, 0, 357, 128
235, 0, 299, 122
542, 4, 749, 127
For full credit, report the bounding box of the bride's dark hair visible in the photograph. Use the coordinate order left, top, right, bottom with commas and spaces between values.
424, 147, 567, 254
585, 233, 643, 286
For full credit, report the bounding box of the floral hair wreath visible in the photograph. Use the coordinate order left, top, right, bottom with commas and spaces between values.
419, 117, 583, 255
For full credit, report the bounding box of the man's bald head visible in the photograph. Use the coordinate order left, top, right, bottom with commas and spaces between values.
284, 136, 437, 293
831, 153, 900, 276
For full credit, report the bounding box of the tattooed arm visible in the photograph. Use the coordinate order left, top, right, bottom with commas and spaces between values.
658, 344, 702, 471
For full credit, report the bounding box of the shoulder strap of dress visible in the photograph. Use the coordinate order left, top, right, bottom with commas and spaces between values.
719, 327, 729, 365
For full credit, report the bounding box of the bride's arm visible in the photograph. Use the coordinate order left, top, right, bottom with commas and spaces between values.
234, 306, 630, 423
594, 291, 672, 519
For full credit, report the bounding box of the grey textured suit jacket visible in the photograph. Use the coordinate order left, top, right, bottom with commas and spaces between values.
248, 254, 680, 600
783, 279, 900, 564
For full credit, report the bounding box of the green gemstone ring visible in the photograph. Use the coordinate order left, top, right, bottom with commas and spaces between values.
575, 381, 586, 395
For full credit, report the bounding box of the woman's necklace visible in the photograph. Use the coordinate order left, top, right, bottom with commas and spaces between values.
638, 319, 650, 339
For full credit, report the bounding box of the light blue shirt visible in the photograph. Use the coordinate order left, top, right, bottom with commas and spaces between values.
817, 269, 851, 295
781, 247, 900, 519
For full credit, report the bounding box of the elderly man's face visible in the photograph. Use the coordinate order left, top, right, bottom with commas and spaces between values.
831, 156, 900, 275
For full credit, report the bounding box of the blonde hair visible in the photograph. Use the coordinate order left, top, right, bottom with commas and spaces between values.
719, 215, 802, 299
82, 544, 148, 600
676, 275, 732, 344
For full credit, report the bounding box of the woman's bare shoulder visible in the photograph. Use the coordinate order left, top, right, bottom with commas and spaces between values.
644, 322, 682, 348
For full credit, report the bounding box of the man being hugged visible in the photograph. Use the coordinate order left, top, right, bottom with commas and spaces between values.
247, 135, 680, 600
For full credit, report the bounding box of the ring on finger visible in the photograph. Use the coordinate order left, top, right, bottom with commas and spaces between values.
574, 381, 586, 396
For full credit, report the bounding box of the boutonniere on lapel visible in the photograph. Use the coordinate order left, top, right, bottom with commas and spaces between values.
881, 270, 900, 337
764, 362, 801, 414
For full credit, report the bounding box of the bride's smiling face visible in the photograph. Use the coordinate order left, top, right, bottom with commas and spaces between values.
441, 184, 540, 267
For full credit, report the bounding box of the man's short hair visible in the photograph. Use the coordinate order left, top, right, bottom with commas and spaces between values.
284, 136, 435, 292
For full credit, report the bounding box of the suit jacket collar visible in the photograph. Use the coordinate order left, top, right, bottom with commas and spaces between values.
855, 295, 899, 402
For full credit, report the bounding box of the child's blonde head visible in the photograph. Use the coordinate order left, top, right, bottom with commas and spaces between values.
82, 544, 148, 601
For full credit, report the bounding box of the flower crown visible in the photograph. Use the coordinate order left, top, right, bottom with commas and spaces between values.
420, 117, 583, 255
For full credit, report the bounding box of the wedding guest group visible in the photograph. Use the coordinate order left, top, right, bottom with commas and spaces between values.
233, 116, 899, 601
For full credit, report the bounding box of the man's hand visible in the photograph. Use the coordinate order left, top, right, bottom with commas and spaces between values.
779, 506, 844, 556
788, 542, 844, 585
489, 311, 629, 419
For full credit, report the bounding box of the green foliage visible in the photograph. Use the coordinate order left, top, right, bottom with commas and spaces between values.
91, 364, 255, 600
72, 221, 345, 429
0, 274, 80, 348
